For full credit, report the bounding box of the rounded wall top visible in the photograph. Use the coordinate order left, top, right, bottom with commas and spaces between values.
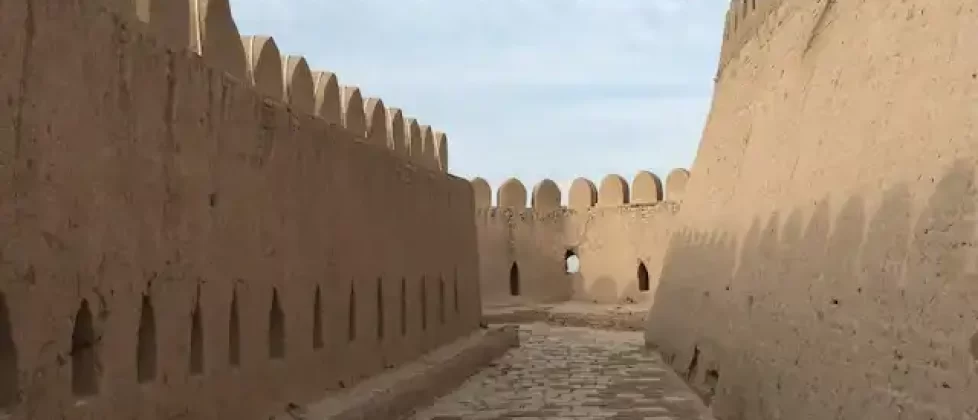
419, 125, 437, 169
241, 36, 283, 99
568, 178, 598, 210
598, 174, 630, 206
364, 98, 389, 147
387, 108, 406, 156
404, 118, 423, 162
341, 86, 366, 137
532, 179, 561, 212
434, 131, 449, 172
666, 168, 690, 202
283, 55, 314, 114
191, 0, 247, 80
471, 178, 492, 209
497, 178, 527, 209
632, 171, 663, 204
312, 71, 341, 124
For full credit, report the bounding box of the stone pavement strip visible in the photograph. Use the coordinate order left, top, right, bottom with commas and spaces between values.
410, 323, 715, 420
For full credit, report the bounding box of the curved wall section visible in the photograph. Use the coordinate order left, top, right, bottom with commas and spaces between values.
0, 3, 482, 419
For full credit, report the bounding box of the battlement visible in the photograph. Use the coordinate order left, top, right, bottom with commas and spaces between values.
716, 0, 785, 77
469, 168, 691, 211
133, 0, 449, 172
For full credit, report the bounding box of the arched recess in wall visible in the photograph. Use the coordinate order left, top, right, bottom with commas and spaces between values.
568, 178, 598, 210
400, 278, 407, 336
420, 277, 428, 331
348, 285, 357, 341
564, 249, 580, 274
376, 278, 385, 339
228, 289, 240, 367
598, 174, 630, 206
189, 290, 204, 375
453, 268, 460, 315
268, 289, 285, 359
509, 263, 520, 296
0, 293, 17, 409
438, 277, 446, 324
72, 300, 98, 397
638, 262, 650, 292
137, 295, 157, 383
313, 286, 324, 350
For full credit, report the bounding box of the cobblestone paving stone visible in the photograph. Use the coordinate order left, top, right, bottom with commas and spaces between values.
410, 323, 715, 420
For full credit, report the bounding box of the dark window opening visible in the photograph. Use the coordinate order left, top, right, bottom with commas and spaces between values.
509, 263, 520, 296
313, 286, 324, 349
71, 300, 99, 397
638, 262, 650, 292
0, 292, 18, 409
137, 295, 157, 383
348, 286, 357, 341
189, 299, 204, 374
228, 290, 240, 367
376, 278, 385, 339
269, 289, 285, 359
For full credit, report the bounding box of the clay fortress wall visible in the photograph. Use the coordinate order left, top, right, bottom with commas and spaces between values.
645, 0, 978, 419
0, 0, 481, 419
471, 168, 690, 304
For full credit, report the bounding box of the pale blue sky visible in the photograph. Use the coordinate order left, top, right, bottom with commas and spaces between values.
228, 0, 728, 201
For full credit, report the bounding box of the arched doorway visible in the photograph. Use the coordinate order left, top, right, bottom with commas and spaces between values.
509, 263, 520, 296
564, 249, 580, 274
638, 262, 650, 292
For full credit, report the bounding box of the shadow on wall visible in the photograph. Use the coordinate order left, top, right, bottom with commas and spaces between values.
646, 159, 978, 420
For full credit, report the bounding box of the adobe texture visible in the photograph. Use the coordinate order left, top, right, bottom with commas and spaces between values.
0, 0, 480, 419
646, 0, 978, 419
472, 169, 689, 304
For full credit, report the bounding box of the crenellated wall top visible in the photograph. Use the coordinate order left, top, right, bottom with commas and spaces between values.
131, 0, 450, 173
470, 168, 690, 211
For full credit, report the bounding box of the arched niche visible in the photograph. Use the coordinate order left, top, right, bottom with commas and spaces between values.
598, 174, 629, 206
632, 170, 664, 204
471, 178, 491, 209
568, 178, 597, 210
497, 178, 527, 209
531, 179, 561, 212
241, 35, 283, 99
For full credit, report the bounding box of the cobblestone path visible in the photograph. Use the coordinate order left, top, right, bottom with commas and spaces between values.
410, 323, 714, 420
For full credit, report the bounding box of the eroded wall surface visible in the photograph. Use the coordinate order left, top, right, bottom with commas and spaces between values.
473, 170, 687, 304
0, 1, 480, 419
646, 0, 978, 419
